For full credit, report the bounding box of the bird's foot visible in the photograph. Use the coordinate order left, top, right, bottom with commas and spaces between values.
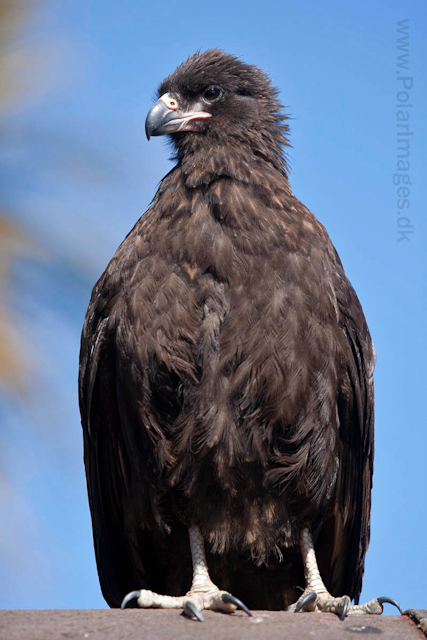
289, 589, 402, 620
121, 582, 252, 622
183, 581, 252, 621
292, 528, 403, 620
122, 527, 252, 621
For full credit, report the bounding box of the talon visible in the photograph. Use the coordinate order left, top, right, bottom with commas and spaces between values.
184, 600, 204, 622
377, 596, 403, 615
121, 590, 141, 609
221, 593, 252, 616
295, 591, 317, 612
339, 596, 351, 620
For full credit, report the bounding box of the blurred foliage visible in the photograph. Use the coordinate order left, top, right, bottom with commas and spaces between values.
0, 1, 26, 114
0, 0, 31, 390
0, 216, 26, 390
0, 0, 122, 392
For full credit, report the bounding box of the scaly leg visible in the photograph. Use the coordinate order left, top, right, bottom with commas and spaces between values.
288, 528, 402, 620
121, 526, 252, 621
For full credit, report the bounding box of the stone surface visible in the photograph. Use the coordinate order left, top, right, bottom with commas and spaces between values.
0, 609, 426, 640
404, 610, 427, 637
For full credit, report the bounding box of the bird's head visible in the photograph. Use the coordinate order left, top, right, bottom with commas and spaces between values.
145, 50, 290, 173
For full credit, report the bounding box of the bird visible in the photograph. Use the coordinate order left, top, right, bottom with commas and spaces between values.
79, 49, 401, 621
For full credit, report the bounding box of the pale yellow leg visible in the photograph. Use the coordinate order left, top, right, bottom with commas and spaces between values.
289, 528, 401, 619
121, 526, 251, 621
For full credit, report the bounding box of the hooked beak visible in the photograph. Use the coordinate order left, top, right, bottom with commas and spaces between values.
145, 93, 212, 140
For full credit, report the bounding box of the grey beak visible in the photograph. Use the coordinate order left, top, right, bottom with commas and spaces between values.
145, 95, 212, 140
145, 99, 179, 140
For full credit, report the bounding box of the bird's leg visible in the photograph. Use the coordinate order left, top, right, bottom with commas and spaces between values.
121, 526, 251, 621
182, 526, 251, 620
288, 528, 402, 620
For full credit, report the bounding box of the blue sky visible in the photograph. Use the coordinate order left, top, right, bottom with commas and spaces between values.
0, 0, 425, 612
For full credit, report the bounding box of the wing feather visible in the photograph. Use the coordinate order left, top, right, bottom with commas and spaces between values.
318, 271, 375, 603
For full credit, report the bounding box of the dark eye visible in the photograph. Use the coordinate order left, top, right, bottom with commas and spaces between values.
203, 86, 223, 103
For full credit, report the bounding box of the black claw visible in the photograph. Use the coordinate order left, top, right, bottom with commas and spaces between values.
121, 590, 141, 609
222, 593, 253, 617
377, 596, 403, 615
184, 601, 204, 622
340, 596, 351, 621
295, 591, 317, 613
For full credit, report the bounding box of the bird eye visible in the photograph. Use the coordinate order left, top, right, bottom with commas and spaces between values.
203, 86, 223, 103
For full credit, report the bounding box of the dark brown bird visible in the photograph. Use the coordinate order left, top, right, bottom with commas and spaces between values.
79, 50, 400, 621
